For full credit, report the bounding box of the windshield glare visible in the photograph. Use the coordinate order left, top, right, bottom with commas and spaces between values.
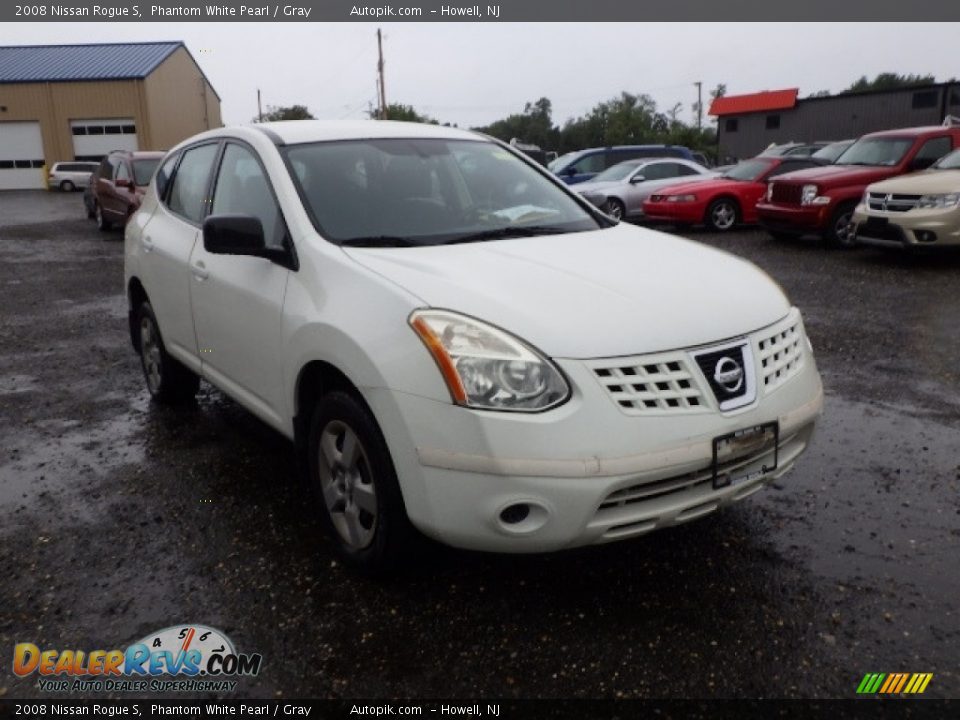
547, 151, 578, 172
723, 158, 774, 182
835, 138, 914, 167
934, 149, 960, 170
812, 142, 851, 163
591, 162, 643, 183
285, 139, 602, 245
133, 159, 160, 186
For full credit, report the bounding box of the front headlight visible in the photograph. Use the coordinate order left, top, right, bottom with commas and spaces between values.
665, 194, 696, 202
766, 182, 774, 202
916, 193, 960, 209
801, 184, 830, 206
410, 309, 570, 412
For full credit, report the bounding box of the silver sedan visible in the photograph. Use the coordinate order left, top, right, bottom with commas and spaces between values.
574, 158, 718, 220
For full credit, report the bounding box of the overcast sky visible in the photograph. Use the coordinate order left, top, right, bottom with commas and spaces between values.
6, 23, 959, 129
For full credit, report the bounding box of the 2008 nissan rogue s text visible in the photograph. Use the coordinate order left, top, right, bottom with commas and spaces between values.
124, 120, 824, 571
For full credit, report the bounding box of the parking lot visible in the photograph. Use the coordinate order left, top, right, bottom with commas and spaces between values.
1, 189, 959, 700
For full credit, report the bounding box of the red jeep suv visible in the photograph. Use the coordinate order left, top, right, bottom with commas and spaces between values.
756, 126, 960, 247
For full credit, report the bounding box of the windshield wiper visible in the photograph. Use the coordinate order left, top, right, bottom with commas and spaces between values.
441, 226, 569, 245
340, 235, 415, 248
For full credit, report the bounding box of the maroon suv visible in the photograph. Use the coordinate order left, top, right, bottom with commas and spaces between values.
756, 126, 960, 246
91, 150, 163, 231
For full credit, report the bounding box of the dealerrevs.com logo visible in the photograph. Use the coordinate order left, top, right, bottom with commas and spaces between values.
13, 624, 262, 693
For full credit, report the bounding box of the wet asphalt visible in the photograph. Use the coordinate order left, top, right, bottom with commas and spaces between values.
0, 190, 958, 701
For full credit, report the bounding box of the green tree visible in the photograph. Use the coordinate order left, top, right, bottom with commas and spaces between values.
374, 103, 438, 123
474, 97, 558, 150
845, 73, 936, 93
255, 104, 315, 122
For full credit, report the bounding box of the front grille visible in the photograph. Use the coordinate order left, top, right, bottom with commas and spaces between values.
867, 192, 921, 212
757, 321, 804, 390
589, 355, 706, 415
771, 183, 803, 205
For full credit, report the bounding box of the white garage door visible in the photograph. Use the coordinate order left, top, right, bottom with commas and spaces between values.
0, 121, 45, 190
71, 118, 139, 161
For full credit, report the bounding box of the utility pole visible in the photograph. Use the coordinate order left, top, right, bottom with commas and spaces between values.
694, 81, 702, 131
377, 28, 387, 119
257, 88, 263, 123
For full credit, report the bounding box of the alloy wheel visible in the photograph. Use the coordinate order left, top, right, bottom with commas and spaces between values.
317, 420, 378, 550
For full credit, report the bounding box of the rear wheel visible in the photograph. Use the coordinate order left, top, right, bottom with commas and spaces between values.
826, 202, 857, 248
706, 198, 739, 232
136, 301, 199, 404
95, 204, 112, 232
60, 180, 75, 192
307, 390, 412, 573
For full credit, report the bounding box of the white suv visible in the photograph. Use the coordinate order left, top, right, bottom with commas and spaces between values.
124, 121, 823, 570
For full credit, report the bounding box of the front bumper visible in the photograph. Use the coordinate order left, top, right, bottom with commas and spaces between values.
641, 201, 705, 224
852, 206, 960, 248
756, 202, 829, 235
365, 312, 824, 553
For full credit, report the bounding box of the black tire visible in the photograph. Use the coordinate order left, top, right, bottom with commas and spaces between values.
826, 202, 857, 248
307, 390, 413, 573
135, 301, 199, 405
604, 198, 626, 221
60, 180, 75, 192
705, 197, 739, 232
95, 203, 112, 232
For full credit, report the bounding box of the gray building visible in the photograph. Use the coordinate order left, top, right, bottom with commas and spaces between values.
711, 83, 960, 160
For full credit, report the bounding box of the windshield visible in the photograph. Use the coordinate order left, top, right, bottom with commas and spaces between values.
547, 151, 579, 172
812, 142, 852, 163
284, 139, 604, 246
933, 149, 960, 170
591, 161, 643, 183
835, 137, 914, 167
133, 159, 160, 186
723, 158, 774, 182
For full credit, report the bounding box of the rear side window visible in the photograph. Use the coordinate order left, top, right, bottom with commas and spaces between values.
167, 144, 218, 224
572, 152, 606, 174
211, 143, 287, 249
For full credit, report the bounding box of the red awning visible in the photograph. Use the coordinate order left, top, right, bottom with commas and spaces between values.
709, 89, 799, 117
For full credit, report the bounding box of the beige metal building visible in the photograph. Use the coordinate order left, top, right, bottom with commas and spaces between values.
0, 41, 221, 189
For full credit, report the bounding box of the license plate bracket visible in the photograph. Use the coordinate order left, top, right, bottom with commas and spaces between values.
711, 421, 779, 489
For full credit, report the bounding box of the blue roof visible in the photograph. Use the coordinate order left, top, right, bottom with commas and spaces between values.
0, 42, 183, 83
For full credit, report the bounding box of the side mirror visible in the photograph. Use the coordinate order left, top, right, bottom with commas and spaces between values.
203, 214, 268, 257
116, 177, 132, 189
563, 166, 578, 176
629, 174, 646, 184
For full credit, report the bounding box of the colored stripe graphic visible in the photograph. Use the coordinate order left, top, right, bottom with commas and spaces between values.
857, 672, 933, 695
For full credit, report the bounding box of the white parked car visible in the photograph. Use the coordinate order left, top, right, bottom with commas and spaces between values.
124, 121, 824, 570
48, 161, 99, 191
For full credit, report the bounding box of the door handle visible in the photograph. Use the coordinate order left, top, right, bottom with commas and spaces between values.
142, 236, 154, 253
192, 262, 209, 281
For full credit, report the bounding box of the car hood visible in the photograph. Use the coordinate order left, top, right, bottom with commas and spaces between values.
867, 168, 960, 195
574, 180, 622, 194
342, 223, 790, 358
772, 164, 899, 189
650, 177, 748, 197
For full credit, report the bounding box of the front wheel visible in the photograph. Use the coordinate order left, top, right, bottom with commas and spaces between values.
706, 198, 739, 232
604, 198, 625, 221
308, 391, 412, 572
826, 203, 857, 248
136, 301, 199, 404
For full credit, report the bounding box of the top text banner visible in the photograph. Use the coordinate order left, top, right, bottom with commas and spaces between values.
5, 0, 960, 22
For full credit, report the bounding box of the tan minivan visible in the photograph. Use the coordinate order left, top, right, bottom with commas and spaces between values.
853, 148, 960, 249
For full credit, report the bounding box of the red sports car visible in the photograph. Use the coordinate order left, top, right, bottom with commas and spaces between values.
642, 156, 824, 232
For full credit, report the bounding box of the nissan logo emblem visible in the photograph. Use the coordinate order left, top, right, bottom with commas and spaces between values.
714, 356, 744, 393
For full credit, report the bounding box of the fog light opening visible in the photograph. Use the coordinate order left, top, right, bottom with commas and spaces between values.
916, 230, 937, 243
499, 503, 531, 525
